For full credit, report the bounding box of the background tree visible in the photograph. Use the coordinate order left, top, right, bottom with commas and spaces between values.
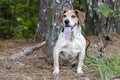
82, 0, 120, 35
35, 0, 74, 57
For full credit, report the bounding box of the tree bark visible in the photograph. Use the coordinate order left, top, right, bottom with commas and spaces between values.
34, 0, 74, 57
83, 0, 120, 35
34, 0, 49, 42
45, 0, 74, 57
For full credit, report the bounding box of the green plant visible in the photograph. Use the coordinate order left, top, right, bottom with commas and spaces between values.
85, 51, 120, 80
74, 0, 85, 11
96, 4, 120, 18
0, 0, 38, 39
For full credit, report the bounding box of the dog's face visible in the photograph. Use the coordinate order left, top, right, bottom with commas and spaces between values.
60, 10, 85, 27
60, 10, 85, 36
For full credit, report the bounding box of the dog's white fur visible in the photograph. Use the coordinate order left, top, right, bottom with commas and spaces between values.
53, 10, 86, 75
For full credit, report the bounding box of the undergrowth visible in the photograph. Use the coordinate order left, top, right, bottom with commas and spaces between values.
85, 50, 120, 80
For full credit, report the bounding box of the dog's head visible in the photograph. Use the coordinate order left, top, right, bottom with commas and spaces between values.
60, 10, 85, 27
60, 10, 85, 36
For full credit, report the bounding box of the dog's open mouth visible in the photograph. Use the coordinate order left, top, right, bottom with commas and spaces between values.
63, 23, 76, 37
63, 27, 72, 37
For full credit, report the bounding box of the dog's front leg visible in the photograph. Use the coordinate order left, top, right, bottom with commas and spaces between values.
77, 50, 85, 74
53, 48, 59, 75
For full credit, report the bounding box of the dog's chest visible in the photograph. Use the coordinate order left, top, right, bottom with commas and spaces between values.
58, 35, 83, 60
55, 27, 86, 60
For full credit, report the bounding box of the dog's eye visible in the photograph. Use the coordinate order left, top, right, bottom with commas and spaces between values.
63, 15, 66, 17
71, 15, 75, 18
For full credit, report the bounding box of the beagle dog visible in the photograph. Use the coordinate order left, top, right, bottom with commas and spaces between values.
53, 10, 86, 75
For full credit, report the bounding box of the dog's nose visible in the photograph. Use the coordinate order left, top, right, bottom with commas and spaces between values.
64, 20, 69, 25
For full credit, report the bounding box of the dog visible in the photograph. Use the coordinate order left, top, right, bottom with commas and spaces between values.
53, 10, 86, 75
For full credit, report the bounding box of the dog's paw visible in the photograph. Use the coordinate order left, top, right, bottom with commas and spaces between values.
53, 69, 59, 75
77, 68, 83, 74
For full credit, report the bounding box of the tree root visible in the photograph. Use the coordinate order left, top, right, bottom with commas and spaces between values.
10, 41, 46, 59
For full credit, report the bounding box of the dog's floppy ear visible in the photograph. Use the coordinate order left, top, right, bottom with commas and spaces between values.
59, 10, 66, 23
75, 10, 85, 25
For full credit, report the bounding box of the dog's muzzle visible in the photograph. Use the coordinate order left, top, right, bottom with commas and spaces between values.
62, 23, 76, 37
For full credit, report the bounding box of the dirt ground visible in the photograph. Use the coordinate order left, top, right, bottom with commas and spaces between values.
0, 34, 120, 80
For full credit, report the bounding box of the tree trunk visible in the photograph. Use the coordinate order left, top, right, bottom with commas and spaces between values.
83, 0, 120, 35
34, 0, 74, 57
34, 0, 49, 42
45, 0, 74, 57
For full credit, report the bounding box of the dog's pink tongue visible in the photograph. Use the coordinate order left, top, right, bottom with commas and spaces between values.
63, 27, 71, 37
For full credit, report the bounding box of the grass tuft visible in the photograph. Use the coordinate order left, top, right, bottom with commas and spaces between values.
85, 51, 120, 80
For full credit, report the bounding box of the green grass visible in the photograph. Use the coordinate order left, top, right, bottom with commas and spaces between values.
85, 51, 120, 80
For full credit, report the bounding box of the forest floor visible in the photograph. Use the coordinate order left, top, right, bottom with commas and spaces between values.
0, 34, 120, 80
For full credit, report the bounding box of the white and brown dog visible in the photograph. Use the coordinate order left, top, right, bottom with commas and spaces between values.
53, 10, 86, 75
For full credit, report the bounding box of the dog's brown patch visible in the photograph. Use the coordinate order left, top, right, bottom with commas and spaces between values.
60, 10, 85, 26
